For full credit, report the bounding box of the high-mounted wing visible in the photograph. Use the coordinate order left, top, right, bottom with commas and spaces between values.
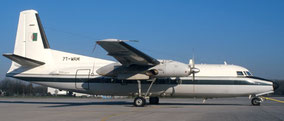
97, 39, 160, 66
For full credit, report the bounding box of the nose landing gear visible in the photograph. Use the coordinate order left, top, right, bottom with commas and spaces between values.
251, 97, 262, 106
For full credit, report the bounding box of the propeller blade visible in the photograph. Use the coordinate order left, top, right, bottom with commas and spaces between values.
189, 59, 194, 68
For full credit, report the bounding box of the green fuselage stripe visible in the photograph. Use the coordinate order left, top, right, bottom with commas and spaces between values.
15, 77, 272, 86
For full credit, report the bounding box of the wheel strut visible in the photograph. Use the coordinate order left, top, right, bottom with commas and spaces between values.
137, 80, 142, 97
144, 79, 156, 98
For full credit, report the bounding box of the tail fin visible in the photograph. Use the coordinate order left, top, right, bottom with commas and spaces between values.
5, 10, 50, 72
13, 9, 50, 60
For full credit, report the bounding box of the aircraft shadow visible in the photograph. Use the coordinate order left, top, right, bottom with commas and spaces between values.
0, 100, 131, 108
0, 100, 245, 108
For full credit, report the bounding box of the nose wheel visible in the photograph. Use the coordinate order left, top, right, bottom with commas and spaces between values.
251, 97, 261, 106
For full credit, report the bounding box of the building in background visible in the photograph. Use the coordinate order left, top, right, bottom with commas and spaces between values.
47, 87, 91, 97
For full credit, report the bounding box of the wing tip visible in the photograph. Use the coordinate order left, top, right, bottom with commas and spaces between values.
98, 39, 121, 42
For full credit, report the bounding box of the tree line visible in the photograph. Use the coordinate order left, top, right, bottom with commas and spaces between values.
0, 78, 47, 96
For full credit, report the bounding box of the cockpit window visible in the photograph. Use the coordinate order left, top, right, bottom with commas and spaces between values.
236, 71, 244, 76
246, 71, 252, 76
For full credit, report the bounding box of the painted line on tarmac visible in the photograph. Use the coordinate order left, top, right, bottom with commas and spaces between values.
261, 96, 284, 103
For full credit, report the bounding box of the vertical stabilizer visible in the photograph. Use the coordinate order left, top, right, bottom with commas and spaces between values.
14, 9, 50, 60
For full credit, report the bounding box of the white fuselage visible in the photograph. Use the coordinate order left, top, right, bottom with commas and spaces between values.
7, 49, 274, 98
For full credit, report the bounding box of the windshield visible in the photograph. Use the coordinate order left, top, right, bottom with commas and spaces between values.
236, 71, 253, 76
246, 71, 252, 76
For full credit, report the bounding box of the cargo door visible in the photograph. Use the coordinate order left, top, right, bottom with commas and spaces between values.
75, 69, 90, 90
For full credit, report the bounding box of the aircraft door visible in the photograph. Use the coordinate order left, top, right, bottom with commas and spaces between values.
75, 69, 90, 90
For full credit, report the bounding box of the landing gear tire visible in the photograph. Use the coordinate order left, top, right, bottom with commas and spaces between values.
134, 97, 146, 107
251, 97, 261, 106
149, 97, 159, 104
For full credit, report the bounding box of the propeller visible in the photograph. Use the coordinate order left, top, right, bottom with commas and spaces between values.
188, 58, 200, 81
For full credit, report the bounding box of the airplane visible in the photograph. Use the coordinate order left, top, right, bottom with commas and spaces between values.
3, 9, 279, 107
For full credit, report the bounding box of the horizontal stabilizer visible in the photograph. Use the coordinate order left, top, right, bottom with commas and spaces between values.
3, 53, 45, 67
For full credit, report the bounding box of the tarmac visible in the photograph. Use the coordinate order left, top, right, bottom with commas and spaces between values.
0, 97, 283, 121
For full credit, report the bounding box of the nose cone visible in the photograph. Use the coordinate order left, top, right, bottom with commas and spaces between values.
273, 82, 279, 91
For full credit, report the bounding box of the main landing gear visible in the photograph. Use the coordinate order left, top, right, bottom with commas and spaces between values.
133, 96, 160, 107
133, 80, 159, 107
134, 97, 146, 107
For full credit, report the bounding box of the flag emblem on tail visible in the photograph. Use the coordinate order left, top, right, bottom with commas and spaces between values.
32, 33, 37, 41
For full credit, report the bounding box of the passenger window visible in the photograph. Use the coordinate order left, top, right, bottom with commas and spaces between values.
236, 71, 244, 76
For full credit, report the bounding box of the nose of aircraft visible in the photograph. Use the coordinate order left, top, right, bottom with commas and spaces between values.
248, 76, 279, 91
273, 81, 279, 91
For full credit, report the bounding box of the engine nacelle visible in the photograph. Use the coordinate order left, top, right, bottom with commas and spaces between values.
146, 60, 189, 77
97, 60, 190, 80
96, 63, 150, 80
